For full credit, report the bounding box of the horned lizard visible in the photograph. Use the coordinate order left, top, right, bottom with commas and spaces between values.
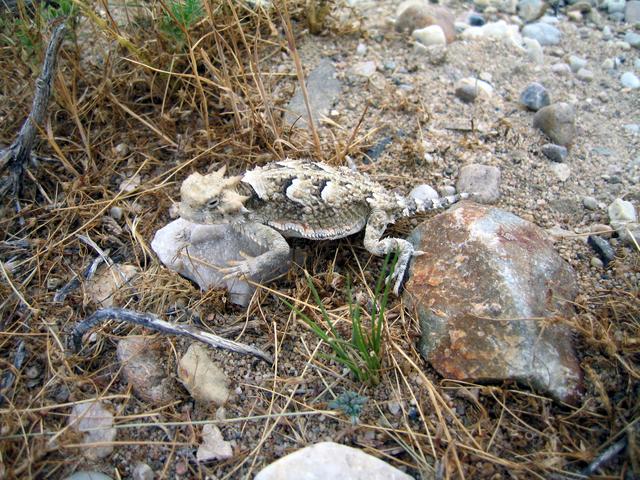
179, 160, 465, 294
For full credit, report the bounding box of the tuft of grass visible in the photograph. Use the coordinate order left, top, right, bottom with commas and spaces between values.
286, 251, 398, 387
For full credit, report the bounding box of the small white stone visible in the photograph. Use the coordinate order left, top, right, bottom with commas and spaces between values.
591, 257, 604, 269
550, 163, 571, 182
412, 25, 447, 47
609, 198, 637, 224
409, 184, 440, 202
178, 344, 229, 406
621, 72, 640, 89
196, 424, 233, 462
68, 402, 117, 460
523, 37, 544, 64
569, 55, 587, 73
356, 43, 367, 55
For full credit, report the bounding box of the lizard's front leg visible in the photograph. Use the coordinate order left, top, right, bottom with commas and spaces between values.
363, 210, 421, 295
220, 223, 291, 283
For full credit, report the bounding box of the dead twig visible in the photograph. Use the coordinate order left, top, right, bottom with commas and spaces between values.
72, 308, 273, 364
0, 23, 66, 200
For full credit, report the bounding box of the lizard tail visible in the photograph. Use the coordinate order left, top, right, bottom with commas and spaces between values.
407, 192, 468, 215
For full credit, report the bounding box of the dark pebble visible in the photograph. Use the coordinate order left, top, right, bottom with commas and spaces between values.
469, 13, 485, 26
541, 143, 568, 162
588, 235, 615, 266
520, 82, 551, 111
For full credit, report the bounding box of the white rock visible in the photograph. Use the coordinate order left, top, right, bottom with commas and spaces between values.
409, 184, 440, 202
119, 174, 141, 193
68, 401, 117, 460
523, 37, 544, 63
196, 424, 233, 462
132, 463, 154, 480
460, 20, 521, 42
412, 25, 447, 46
254, 442, 413, 480
550, 163, 571, 182
178, 344, 229, 406
151, 218, 290, 307
609, 199, 637, 224
620, 72, 640, 89
569, 55, 587, 73
352, 61, 377, 77
454, 77, 494, 102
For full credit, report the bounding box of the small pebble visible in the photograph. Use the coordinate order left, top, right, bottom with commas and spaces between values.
620, 72, 640, 89
541, 143, 568, 162
551, 63, 572, 76
569, 55, 587, 73
356, 43, 367, 55
454, 78, 493, 102
590, 257, 604, 269
520, 82, 550, 111
109, 206, 123, 221
602, 26, 612, 40
582, 196, 599, 210
132, 463, 154, 480
533, 102, 577, 146
624, 32, 640, 49
469, 13, 485, 26
576, 68, 594, 81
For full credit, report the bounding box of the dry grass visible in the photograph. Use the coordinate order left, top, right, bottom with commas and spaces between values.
0, 1, 638, 478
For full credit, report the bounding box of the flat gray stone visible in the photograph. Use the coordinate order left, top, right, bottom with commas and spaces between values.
284, 59, 341, 127
522, 22, 562, 45
457, 164, 501, 203
151, 219, 290, 307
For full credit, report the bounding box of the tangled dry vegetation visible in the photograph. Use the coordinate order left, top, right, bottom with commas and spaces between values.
0, 1, 638, 478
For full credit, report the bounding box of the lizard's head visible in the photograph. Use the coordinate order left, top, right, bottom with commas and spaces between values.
179, 166, 250, 224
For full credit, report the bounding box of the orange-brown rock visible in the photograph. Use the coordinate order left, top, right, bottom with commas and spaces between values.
403, 202, 582, 403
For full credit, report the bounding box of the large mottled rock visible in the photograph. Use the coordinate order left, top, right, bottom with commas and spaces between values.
403, 203, 582, 403
151, 219, 290, 306
285, 59, 341, 126
255, 442, 412, 480
117, 337, 177, 405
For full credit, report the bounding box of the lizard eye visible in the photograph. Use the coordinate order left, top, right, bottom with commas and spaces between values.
206, 198, 219, 209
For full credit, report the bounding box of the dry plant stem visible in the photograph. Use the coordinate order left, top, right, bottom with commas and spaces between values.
72, 308, 273, 363
0, 23, 66, 199
53, 254, 106, 302
581, 436, 628, 476
279, 3, 322, 158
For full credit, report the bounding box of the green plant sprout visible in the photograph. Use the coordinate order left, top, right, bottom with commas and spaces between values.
329, 391, 368, 424
286, 251, 398, 387
160, 0, 204, 43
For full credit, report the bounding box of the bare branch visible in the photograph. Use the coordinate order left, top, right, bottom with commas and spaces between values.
72, 308, 273, 364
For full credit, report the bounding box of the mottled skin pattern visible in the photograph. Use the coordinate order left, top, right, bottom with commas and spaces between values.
179, 160, 465, 294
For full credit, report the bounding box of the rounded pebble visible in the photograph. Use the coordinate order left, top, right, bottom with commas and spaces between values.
520, 82, 550, 111
620, 72, 640, 89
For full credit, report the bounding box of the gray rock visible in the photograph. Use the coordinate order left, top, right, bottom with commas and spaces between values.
533, 102, 577, 146
285, 59, 341, 126
255, 442, 413, 480
542, 143, 568, 162
440, 185, 457, 196
576, 68, 594, 81
626, 0, 640, 23
602, 25, 613, 39
117, 337, 177, 405
625, 31, 640, 48
605, 0, 625, 13
582, 196, 599, 210
520, 82, 550, 111
64, 473, 113, 480
454, 77, 493, 102
404, 203, 582, 403
132, 463, 154, 480
551, 63, 572, 76
623, 124, 640, 134
352, 61, 376, 78
151, 219, 290, 307
178, 343, 229, 406
518, 0, 547, 22
522, 22, 562, 45
621, 71, 640, 88
457, 164, 501, 203
569, 55, 588, 72
68, 401, 117, 460
591, 256, 604, 268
